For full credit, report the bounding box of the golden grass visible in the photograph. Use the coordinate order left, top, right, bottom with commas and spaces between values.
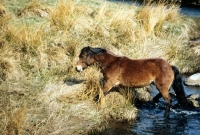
5, 103, 26, 135
137, 3, 180, 34
0, 0, 199, 134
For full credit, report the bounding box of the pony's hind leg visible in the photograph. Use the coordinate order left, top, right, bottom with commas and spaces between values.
164, 95, 171, 117
161, 91, 172, 117
155, 82, 172, 117
153, 93, 162, 103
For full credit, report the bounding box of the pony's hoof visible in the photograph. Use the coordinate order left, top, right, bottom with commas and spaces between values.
164, 112, 169, 118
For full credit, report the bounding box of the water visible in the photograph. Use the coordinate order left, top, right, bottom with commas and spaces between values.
108, 0, 200, 18
131, 108, 200, 135
180, 6, 200, 17
131, 83, 200, 135
101, 83, 200, 135
100, 76, 200, 134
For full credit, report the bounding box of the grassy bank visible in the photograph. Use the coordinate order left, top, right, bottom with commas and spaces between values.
0, 0, 200, 134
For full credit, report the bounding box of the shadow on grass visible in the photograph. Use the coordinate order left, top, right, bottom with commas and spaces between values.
64, 77, 85, 86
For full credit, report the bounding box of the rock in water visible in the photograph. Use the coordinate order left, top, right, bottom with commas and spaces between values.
185, 73, 200, 86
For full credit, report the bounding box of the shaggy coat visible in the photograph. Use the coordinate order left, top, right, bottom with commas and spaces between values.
76, 46, 192, 117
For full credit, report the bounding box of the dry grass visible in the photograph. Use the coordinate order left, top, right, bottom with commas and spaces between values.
0, 0, 199, 134
5, 103, 26, 135
137, 2, 182, 36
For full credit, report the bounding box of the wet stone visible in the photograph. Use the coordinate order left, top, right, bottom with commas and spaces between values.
185, 73, 200, 86
187, 94, 199, 100
187, 94, 200, 108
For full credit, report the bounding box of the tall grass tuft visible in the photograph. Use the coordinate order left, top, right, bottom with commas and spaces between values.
5, 103, 26, 135
137, 2, 180, 35
49, 0, 78, 30
0, 3, 10, 27
77, 68, 102, 101
109, 8, 137, 45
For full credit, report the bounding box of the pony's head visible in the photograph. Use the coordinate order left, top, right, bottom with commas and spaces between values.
76, 46, 105, 72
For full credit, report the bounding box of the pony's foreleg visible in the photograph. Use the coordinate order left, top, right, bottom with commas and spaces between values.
102, 81, 114, 95
97, 81, 113, 110
97, 91, 105, 111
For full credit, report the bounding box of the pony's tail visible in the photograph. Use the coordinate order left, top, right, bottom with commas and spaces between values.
171, 66, 193, 108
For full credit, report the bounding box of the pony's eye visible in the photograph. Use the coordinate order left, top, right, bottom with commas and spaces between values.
80, 55, 87, 58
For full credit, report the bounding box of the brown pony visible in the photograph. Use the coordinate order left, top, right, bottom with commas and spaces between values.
76, 46, 191, 117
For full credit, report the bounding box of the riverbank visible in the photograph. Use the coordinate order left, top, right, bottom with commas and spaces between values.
0, 0, 200, 134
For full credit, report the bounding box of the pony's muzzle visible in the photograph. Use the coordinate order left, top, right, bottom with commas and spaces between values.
76, 65, 83, 72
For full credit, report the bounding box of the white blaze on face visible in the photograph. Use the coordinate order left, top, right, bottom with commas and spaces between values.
76, 65, 83, 72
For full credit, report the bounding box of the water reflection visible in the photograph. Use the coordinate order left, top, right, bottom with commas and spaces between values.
100, 122, 137, 135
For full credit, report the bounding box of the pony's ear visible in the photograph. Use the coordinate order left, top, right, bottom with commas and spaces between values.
86, 46, 91, 52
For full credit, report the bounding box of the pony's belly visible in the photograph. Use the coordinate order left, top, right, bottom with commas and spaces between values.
121, 80, 152, 88
130, 83, 150, 88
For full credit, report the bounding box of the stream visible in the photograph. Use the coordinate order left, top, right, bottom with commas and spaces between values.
108, 0, 200, 17
100, 1, 200, 134
100, 77, 200, 135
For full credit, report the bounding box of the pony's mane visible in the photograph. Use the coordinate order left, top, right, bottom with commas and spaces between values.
91, 47, 122, 57
90, 47, 105, 55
